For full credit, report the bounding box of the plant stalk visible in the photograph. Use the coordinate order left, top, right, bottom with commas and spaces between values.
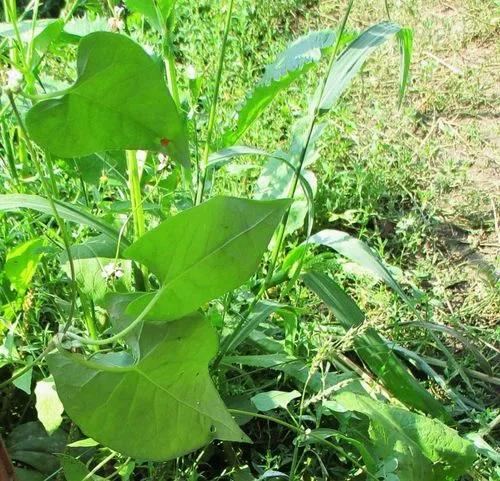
7, 93, 78, 332
216, 1, 355, 364
195, 0, 235, 205
264, 0, 354, 286
126, 150, 148, 289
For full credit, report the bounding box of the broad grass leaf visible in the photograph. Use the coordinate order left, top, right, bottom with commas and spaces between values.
222, 30, 337, 146
0, 19, 62, 45
48, 313, 249, 460
62, 16, 109, 42
307, 229, 408, 300
254, 157, 316, 237
254, 118, 323, 237
4, 238, 44, 293
251, 390, 301, 412
125, 196, 290, 321
26, 32, 189, 167
302, 271, 451, 422
225, 351, 353, 394
319, 21, 412, 111
219, 300, 283, 356
336, 392, 476, 481
0, 194, 125, 246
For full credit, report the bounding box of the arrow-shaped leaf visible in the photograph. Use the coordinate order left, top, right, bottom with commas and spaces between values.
26, 32, 189, 166
48, 313, 250, 460
125, 196, 290, 321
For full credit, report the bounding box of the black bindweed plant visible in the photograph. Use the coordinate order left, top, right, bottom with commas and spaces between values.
0, 0, 481, 479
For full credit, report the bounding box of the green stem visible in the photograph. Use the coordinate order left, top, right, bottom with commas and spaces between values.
264, 0, 354, 285
0, 341, 55, 390
126, 150, 146, 241
80, 293, 99, 351
195, 0, 235, 205
65, 285, 164, 346
1, 120, 20, 189
126, 150, 148, 289
227, 409, 377, 480
7, 93, 79, 339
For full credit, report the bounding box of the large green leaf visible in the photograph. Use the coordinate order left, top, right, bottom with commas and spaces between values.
319, 21, 412, 111
125, 196, 290, 321
26, 32, 189, 166
222, 30, 337, 146
336, 392, 476, 481
302, 271, 451, 422
48, 313, 250, 460
0, 194, 125, 246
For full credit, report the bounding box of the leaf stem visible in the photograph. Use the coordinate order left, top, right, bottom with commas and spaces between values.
195, 0, 235, 205
64, 286, 163, 346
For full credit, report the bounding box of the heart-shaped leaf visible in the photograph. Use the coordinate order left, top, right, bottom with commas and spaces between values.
48, 313, 249, 460
26, 32, 189, 166
125, 196, 290, 321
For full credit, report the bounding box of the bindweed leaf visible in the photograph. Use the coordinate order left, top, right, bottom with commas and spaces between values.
13, 366, 33, 394
59, 454, 103, 481
125, 196, 290, 321
26, 32, 189, 167
48, 313, 250, 460
6, 422, 66, 474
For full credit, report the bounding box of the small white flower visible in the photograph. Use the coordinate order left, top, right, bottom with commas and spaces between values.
102, 262, 124, 280
3, 68, 23, 93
